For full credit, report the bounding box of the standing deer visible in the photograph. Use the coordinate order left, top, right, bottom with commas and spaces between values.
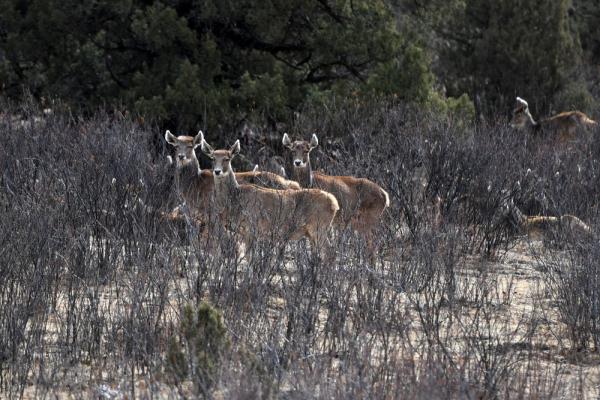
199, 135, 339, 258
510, 97, 597, 142
282, 133, 390, 252
164, 130, 301, 219
164, 131, 215, 227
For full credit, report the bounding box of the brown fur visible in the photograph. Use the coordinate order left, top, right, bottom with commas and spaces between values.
540, 111, 597, 142
220, 184, 339, 250
503, 198, 592, 241
282, 134, 390, 250
510, 97, 597, 143
236, 170, 301, 190
201, 140, 339, 256
165, 132, 301, 223
522, 215, 592, 240
308, 172, 389, 232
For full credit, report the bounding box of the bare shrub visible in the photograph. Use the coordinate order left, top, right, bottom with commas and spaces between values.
540, 235, 600, 352
1, 97, 598, 398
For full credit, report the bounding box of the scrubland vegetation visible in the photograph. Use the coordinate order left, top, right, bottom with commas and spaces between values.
1, 99, 600, 399
2, 0, 600, 398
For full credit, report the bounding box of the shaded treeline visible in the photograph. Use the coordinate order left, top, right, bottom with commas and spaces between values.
1, 0, 599, 136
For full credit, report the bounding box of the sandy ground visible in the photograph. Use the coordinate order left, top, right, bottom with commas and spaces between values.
6, 236, 600, 399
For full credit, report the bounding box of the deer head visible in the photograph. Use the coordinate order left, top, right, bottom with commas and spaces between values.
282, 133, 318, 168
164, 130, 204, 168
201, 139, 240, 179
510, 97, 535, 129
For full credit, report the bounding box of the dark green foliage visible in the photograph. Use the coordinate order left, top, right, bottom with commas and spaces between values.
166, 337, 188, 383
464, 0, 577, 110
166, 302, 231, 392
396, 0, 598, 115
0, 0, 435, 134
574, 0, 600, 64
572, 0, 600, 103
1, 0, 598, 129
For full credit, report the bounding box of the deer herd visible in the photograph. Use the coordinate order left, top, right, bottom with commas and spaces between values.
163, 97, 597, 260
165, 130, 389, 259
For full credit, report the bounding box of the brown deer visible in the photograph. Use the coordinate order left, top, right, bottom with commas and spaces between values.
499, 197, 592, 242
510, 97, 597, 143
282, 133, 390, 251
164, 130, 300, 217
200, 136, 339, 257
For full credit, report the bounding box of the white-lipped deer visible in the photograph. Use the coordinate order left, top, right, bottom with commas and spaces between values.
164, 130, 301, 219
282, 133, 390, 253
510, 97, 597, 143
200, 136, 339, 257
499, 197, 592, 242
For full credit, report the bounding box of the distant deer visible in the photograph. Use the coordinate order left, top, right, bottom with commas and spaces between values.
164, 130, 300, 216
499, 197, 592, 242
200, 136, 339, 257
282, 133, 390, 251
510, 97, 597, 142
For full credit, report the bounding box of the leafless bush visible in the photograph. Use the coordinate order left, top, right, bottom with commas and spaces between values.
539, 234, 600, 352
0, 97, 598, 398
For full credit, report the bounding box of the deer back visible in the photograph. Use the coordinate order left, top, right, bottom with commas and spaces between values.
236, 170, 301, 190
312, 172, 388, 225
228, 185, 338, 238
542, 111, 597, 142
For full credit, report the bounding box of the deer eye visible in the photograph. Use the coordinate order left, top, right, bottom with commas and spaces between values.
224, 158, 230, 162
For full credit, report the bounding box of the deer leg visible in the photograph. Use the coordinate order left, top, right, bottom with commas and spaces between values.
306, 230, 321, 261
238, 231, 254, 261
364, 229, 378, 263
307, 227, 334, 264
351, 216, 379, 262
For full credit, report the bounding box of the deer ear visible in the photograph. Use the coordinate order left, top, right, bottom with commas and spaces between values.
282, 133, 292, 148
193, 130, 204, 149
310, 133, 319, 149
165, 130, 177, 146
201, 139, 215, 159
230, 140, 241, 155
516, 97, 529, 109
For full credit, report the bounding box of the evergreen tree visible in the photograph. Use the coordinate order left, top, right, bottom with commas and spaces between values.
0, 0, 436, 133
574, 0, 600, 64
396, 0, 593, 116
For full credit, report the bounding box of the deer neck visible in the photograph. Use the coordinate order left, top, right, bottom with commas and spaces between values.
525, 111, 541, 131
508, 203, 527, 230
293, 159, 314, 187
213, 170, 240, 205
175, 158, 202, 202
